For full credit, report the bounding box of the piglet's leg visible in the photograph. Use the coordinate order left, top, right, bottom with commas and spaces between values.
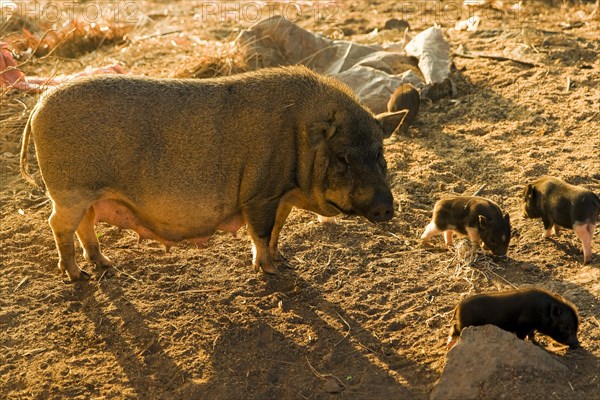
444, 230, 454, 247
542, 218, 554, 239
574, 224, 593, 264
465, 227, 481, 248
421, 222, 442, 242
552, 225, 561, 237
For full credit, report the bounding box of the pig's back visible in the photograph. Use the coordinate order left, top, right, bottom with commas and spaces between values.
29, 72, 312, 200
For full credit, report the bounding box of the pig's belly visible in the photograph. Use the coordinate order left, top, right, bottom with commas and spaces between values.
92, 198, 244, 247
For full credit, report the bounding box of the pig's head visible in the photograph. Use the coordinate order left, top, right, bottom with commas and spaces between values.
545, 300, 580, 349
478, 213, 511, 256
522, 184, 541, 219
303, 107, 407, 223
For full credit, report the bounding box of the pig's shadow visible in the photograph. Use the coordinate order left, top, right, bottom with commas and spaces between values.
76, 267, 433, 398
78, 282, 202, 398
202, 269, 433, 398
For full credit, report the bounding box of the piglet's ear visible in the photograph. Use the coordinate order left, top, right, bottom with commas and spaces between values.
478, 215, 489, 229
504, 213, 510, 223
551, 304, 563, 317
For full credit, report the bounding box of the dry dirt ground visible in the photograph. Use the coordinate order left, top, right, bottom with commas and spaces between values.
1, 1, 599, 399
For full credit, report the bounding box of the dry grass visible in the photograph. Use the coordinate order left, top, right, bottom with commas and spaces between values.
170, 43, 248, 79
445, 239, 515, 292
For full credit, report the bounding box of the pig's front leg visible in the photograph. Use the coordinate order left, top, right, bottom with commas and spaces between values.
244, 203, 279, 274
269, 201, 293, 263
542, 217, 554, 238
465, 227, 481, 248
443, 230, 454, 247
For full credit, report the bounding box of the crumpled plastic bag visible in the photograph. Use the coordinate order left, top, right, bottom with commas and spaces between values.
236, 16, 451, 113
404, 25, 451, 85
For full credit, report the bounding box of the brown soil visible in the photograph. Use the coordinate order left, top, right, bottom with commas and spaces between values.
1, 1, 599, 399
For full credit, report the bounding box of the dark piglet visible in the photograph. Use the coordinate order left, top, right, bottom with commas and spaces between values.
523, 176, 599, 264
448, 288, 580, 350
387, 83, 420, 135
421, 196, 511, 256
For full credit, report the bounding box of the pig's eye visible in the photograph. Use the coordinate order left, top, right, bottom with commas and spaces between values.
335, 155, 349, 172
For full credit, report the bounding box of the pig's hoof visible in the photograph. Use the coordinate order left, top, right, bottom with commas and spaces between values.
84, 251, 113, 269
64, 269, 91, 283
255, 262, 278, 274
271, 250, 286, 264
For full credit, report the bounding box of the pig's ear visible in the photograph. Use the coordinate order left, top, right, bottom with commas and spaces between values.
375, 110, 409, 138
524, 184, 535, 200
309, 121, 337, 147
478, 215, 489, 229
550, 304, 563, 317
504, 213, 510, 224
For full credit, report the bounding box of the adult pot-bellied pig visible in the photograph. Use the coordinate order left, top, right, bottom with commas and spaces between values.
447, 288, 580, 350
20, 66, 408, 282
522, 176, 599, 264
420, 196, 511, 256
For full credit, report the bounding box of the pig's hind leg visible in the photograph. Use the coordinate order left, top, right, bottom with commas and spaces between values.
574, 223, 594, 264
76, 206, 113, 269
48, 199, 92, 281
421, 222, 443, 242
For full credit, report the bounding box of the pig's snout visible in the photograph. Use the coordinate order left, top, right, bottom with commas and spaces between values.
367, 191, 394, 222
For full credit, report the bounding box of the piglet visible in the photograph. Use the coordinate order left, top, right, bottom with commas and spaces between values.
421, 196, 511, 256
523, 176, 600, 264
387, 83, 420, 134
448, 288, 580, 350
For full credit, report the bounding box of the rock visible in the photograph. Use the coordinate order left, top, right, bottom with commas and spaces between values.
323, 377, 343, 393
431, 325, 568, 400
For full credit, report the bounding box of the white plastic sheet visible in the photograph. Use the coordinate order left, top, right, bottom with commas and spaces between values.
236, 16, 451, 113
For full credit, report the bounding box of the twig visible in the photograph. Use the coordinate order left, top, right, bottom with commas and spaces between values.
30, 198, 51, 209
304, 356, 346, 389
13, 276, 29, 292
112, 265, 140, 282
22, 347, 46, 356
177, 288, 223, 294
334, 311, 351, 347
487, 268, 518, 289
452, 51, 539, 68
98, 268, 110, 283
133, 29, 183, 42
472, 184, 487, 196
137, 338, 155, 356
